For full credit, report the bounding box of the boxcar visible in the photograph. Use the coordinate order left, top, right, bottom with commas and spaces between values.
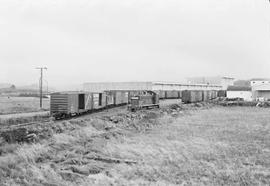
92, 92, 107, 109
214, 91, 218, 99
106, 91, 129, 106
84, 93, 93, 110
120, 91, 129, 105
51, 92, 84, 118
202, 91, 211, 101
156, 90, 166, 99
178, 91, 182, 99
50, 91, 106, 118
165, 90, 180, 99
217, 90, 227, 97
105, 91, 115, 107
182, 90, 203, 103
209, 90, 218, 100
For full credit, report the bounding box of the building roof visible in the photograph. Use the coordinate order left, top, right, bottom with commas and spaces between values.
186, 76, 234, 86
227, 86, 251, 91
83, 82, 153, 91
250, 78, 270, 81
252, 83, 270, 91
51, 91, 88, 94
222, 76, 235, 80
153, 81, 222, 88
83, 81, 222, 92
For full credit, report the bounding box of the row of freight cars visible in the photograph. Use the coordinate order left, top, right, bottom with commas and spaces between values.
158, 90, 226, 103
50, 90, 159, 118
182, 90, 218, 103
50, 90, 226, 118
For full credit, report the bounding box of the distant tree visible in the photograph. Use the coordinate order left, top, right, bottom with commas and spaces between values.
10, 85, 16, 89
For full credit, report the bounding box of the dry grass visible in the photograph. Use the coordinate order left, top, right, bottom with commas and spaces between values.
0, 96, 49, 114
97, 107, 270, 185
0, 106, 270, 185
0, 113, 50, 126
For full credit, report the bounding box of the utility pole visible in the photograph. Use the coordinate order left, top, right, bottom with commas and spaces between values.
36, 67, 47, 108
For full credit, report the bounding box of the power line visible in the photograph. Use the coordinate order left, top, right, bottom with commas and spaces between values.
36, 67, 47, 108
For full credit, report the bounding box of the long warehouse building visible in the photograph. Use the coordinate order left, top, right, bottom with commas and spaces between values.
83, 82, 222, 92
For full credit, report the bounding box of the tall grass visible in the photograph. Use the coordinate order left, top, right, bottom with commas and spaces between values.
0, 113, 49, 125
0, 106, 269, 185
100, 107, 270, 185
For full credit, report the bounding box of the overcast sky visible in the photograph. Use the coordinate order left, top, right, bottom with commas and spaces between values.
0, 0, 270, 88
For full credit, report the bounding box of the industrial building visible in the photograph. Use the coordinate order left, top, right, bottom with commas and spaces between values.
186, 76, 234, 90
83, 82, 222, 92
249, 79, 270, 101
224, 78, 270, 101
252, 83, 270, 101
227, 86, 252, 101
250, 78, 270, 87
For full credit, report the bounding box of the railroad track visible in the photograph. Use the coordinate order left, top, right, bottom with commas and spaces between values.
0, 113, 90, 132
0, 119, 51, 132
0, 105, 129, 132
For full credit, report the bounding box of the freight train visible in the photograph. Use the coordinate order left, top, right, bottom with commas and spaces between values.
50, 91, 128, 119
156, 90, 222, 103
50, 90, 225, 118
182, 90, 218, 103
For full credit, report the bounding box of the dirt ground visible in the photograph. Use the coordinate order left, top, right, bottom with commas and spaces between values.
0, 96, 49, 115
0, 102, 269, 185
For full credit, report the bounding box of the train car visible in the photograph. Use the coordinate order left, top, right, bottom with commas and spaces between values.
182, 90, 203, 103
214, 90, 218, 99
209, 90, 218, 100
105, 91, 115, 108
50, 91, 106, 119
128, 91, 159, 111
165, 90, 180, 99
84, 93, 93, 110
217, 90, 227, 97
51, 91, 84, 118
158, 90, 166, 99
120, 91, 129, 105
114, 91, 129, 105
202, 90, 211, 101
105, 90, 129, 106
92, 92, 107, 109
178, 91, 182, 99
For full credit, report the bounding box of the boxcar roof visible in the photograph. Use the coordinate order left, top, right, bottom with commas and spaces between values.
51, 91, 105, 94
51, 91, 85, 94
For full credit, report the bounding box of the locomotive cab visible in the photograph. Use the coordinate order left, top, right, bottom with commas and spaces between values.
128, 91, 159, 111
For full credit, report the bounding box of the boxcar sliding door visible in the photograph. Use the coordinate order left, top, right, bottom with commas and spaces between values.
78, 94, 85, 109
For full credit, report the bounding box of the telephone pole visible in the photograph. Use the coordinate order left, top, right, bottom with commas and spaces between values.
36, 67, 47, 108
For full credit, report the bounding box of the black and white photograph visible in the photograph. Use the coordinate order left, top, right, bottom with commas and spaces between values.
0, 0, 270, 185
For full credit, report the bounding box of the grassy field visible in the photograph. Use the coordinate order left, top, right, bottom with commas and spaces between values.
105, 107, 270, 185
0, 96, 49, 114
0, 105, 269, 185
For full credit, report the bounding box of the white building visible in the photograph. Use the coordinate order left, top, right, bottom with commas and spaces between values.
83, 82, 222, 92
227, 86, 252, 101
187, 76, 234, 90
252, 83, 270, 101
250, 78, 270, 87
